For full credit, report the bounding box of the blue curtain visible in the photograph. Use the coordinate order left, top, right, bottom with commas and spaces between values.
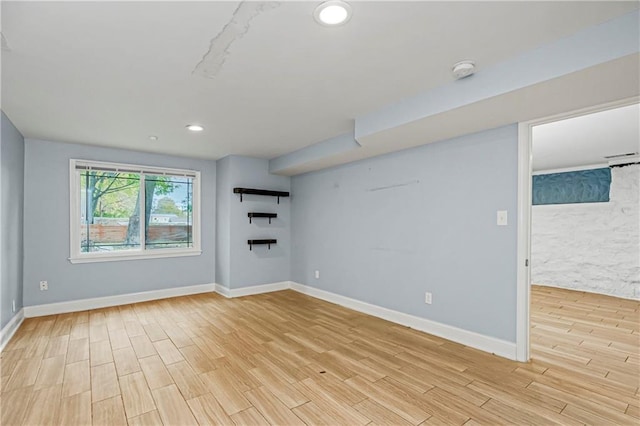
533, 168, 611, 205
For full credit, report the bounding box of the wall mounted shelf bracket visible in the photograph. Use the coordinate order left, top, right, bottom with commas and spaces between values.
248, 213, 277, 224
234, 188, 290, 204
248, 239, 276, 250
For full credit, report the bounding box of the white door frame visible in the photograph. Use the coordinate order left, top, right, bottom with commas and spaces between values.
516, 122, 532, 362
515, 96, 639, 362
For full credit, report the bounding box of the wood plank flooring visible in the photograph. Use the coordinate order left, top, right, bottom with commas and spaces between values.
1, 285, 638, 425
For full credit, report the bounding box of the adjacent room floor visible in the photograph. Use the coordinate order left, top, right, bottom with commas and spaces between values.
1, 286, 638, 425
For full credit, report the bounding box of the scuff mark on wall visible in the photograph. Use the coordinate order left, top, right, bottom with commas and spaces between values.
370, 247, 414, 254
193, 1, 280, 79
367, 180, 420, 192
1, 32, 11, 51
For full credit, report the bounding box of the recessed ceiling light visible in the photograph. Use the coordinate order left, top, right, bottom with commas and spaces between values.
149, 135, 158, 141
186, 124, 204, 132
314, 1, 352, 26
452, 60, 476, 80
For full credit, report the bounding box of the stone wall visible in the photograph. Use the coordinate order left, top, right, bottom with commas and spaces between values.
531, 164, 639, 300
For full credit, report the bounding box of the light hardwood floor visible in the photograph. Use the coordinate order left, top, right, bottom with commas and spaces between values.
1, 285, 638, 425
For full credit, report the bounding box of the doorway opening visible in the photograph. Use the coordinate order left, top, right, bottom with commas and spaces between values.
516, 99, 639, 417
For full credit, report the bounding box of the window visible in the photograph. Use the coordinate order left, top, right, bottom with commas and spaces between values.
70, 159, 201, 263
532, 168, 611, 205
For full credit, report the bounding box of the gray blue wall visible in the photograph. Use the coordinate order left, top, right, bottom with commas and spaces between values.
291, 125, 519, 342
22, 139, 216, 306
16, 125, 518, 345
215, 156, 232, 286
216, 156, 290, 289
1, 112, 25, 329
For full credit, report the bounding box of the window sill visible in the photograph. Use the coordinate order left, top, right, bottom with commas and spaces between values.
69, 248, 202, 264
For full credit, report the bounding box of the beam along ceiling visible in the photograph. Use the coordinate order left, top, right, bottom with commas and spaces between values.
2, 1, 638, 166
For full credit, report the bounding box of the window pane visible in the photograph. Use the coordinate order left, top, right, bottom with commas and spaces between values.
532, 168, 611, 205
79, 171, 141, 252
145, 175, 193, 250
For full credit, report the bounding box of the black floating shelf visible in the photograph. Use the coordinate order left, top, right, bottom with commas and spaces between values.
248, 239, 276, 250
248, 212, 277, 224
233, 187, 290, 204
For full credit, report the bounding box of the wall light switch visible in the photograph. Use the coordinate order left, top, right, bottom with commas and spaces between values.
497, 210, 508, 226
315, 270, 320, 279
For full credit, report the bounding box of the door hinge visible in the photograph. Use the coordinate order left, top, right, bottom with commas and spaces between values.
525, 259, 529, 267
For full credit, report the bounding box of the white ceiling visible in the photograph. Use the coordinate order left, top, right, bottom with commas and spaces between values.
1, 1, 638, 164
532, 103, 640, 172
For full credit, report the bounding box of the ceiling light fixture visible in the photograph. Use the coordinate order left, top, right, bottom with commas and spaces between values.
186, 124, 204, 132
149, 135, 158, 141
314, 1, 352, 26
452, 60, 476, 80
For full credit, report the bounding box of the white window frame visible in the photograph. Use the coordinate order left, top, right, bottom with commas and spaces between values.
69, 159, 202, 264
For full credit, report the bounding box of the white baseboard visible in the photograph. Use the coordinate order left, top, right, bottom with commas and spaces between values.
290, 282, 517, 361
215, 284, 231, 298
1, 309, 24, 352
23, 283, 217, 317
19, 279, 516, 360
215, 281, 292, 298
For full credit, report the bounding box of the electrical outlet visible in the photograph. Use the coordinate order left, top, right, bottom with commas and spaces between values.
12, 299, 16, 313
40, 280, 48, 291
425, 292, 432, 304
315, 270, 320, 279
